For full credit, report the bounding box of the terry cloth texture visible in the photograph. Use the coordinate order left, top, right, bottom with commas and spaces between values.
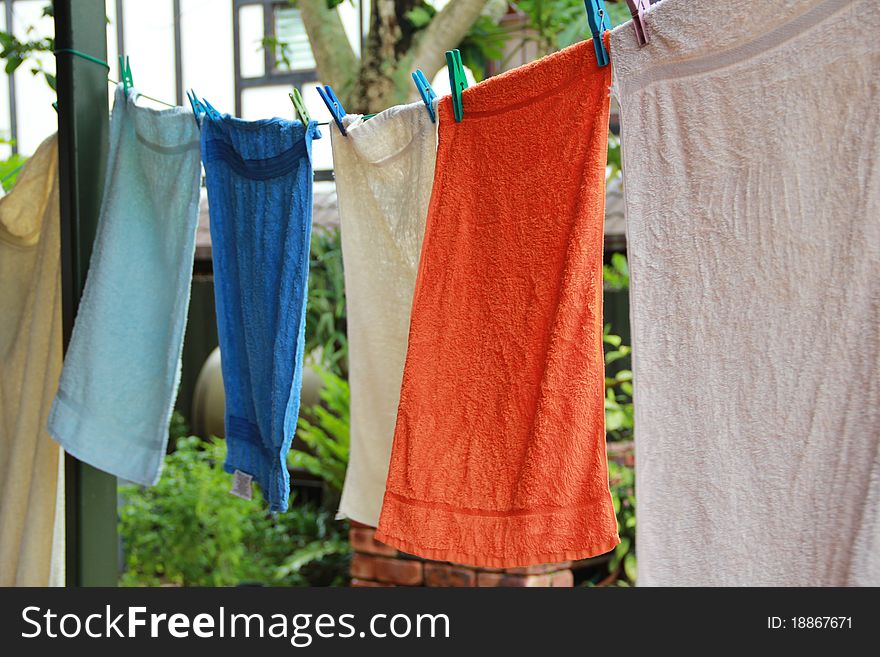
375, 38, 620, 568
0, 134, 65, 586
610, 0, 880, 586
49, 87, 201, 487
332, 102, 438, 527
202, 114, 318, 513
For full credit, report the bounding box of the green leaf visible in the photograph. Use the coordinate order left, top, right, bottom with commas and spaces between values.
406, 7, 433, 29
623, 553, 637, 582
603, 333, 622, 348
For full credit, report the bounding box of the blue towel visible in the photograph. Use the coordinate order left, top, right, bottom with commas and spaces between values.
48, 86, 202, 485
201, 114, 318, 512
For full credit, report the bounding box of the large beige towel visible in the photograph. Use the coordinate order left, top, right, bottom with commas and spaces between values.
331, 102, 437, 526
0, 134, 65, 586
611, 0, 880, 586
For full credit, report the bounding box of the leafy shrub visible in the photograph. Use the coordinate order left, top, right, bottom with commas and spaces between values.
608, 460, 636, 585
603, 252, 629, 292
604, 326, 633, 442
289, 366, 350, 494
306, 225, 348, 376
118, 434, 349, 587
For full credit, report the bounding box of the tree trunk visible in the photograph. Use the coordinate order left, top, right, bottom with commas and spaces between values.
298, 0, 491, 114
298, 0, 358, 93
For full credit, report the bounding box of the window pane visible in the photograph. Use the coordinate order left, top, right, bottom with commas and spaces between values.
273, 6, 315, 72
239, 4, 265, 78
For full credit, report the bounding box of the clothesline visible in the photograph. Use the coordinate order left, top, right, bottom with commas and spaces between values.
53, 48, 333, 126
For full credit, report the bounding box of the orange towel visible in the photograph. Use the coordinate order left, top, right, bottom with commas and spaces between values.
375, 38, 620, 568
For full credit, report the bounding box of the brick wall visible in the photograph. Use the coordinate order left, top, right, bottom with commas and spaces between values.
349, 522, 574, 587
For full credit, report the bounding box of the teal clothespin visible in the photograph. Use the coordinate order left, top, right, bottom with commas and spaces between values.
118, 55, 134, 91
201, 97, 222, 121
445, 50, 467, 123
411, 69, 437, 123
584, 0, 611, 67
186, 89, 205, 127
290, 88, 321, 138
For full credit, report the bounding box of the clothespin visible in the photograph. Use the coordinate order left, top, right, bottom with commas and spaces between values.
625, 0, 650, 47
186, 89, 205, 127
445, 50, 467, 123
201, 97, 222, 121
411, 69, 437, 123
584, 0, 611, 67
290, 88, 322, 138
316, 85, 347, 136
118, 55, 134, 91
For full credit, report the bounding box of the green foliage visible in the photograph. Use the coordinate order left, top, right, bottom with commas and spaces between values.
405, 5, 435, 30
306, 225, 348, 376
290, 366, 350, 494
516, 0, 632, 52
603, 326, 633, 442
0, 150, 27, 191
261, 35, 292, 70
458, 15, 508, 83
608, 460, 637, 584
603, 252, 629, 291
118, 433, 350, 587
0, 4, 56, 92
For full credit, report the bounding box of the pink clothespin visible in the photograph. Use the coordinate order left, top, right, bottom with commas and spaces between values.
625, 0, 650, 47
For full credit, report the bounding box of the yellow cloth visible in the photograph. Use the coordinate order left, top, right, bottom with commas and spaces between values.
0, 134, 65, 586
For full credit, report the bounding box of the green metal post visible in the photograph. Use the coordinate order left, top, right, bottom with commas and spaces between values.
54, 0, 118, 587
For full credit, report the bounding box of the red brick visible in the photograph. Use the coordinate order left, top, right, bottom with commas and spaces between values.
506, 562, 571, 575
374, 557, 424, 585
424, 563, 477, 587
351, 578, 395, 587
350, 527, 398, 557
350, 553, 378, 580
477, 572, 553, 587
549, 570, 574, 587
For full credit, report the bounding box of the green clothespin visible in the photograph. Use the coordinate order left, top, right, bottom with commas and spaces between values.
290, 87, 322, 138
289, 88, 310, 124
445, 49, 467, 123
118, 55, 134, 91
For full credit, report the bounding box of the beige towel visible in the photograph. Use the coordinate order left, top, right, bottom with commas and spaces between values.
0, 134, 65, 586
331, 102, 437, 526
611, 0, 880, 586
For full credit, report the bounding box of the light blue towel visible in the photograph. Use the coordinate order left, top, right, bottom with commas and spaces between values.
201, 114, 317, 512
48, 85, 202, 485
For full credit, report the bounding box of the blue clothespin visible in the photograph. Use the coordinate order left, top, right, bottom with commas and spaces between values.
316, 85, 346, 136
411, 69, 437, 123
445, 50, 468, 123
118, 55, 134, 91
584, 0, 611, 67
186, 89, 205, 127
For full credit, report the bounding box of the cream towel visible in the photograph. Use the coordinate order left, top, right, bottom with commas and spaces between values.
611, 0, 880, 586
331, 102, 437, 526
0, 134, 65, 586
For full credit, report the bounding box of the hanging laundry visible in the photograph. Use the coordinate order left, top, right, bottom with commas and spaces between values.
202, 114, 319, 513
49, 86, 202, 486
331, 101, 438, 527
0, 134, 65, 586
375, 38, 620, 568
610, 0, 880, 585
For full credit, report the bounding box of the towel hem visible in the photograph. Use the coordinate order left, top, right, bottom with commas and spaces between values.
373, 528, 620, 570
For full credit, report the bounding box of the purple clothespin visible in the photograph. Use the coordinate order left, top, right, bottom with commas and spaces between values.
625, 0, 650, 47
